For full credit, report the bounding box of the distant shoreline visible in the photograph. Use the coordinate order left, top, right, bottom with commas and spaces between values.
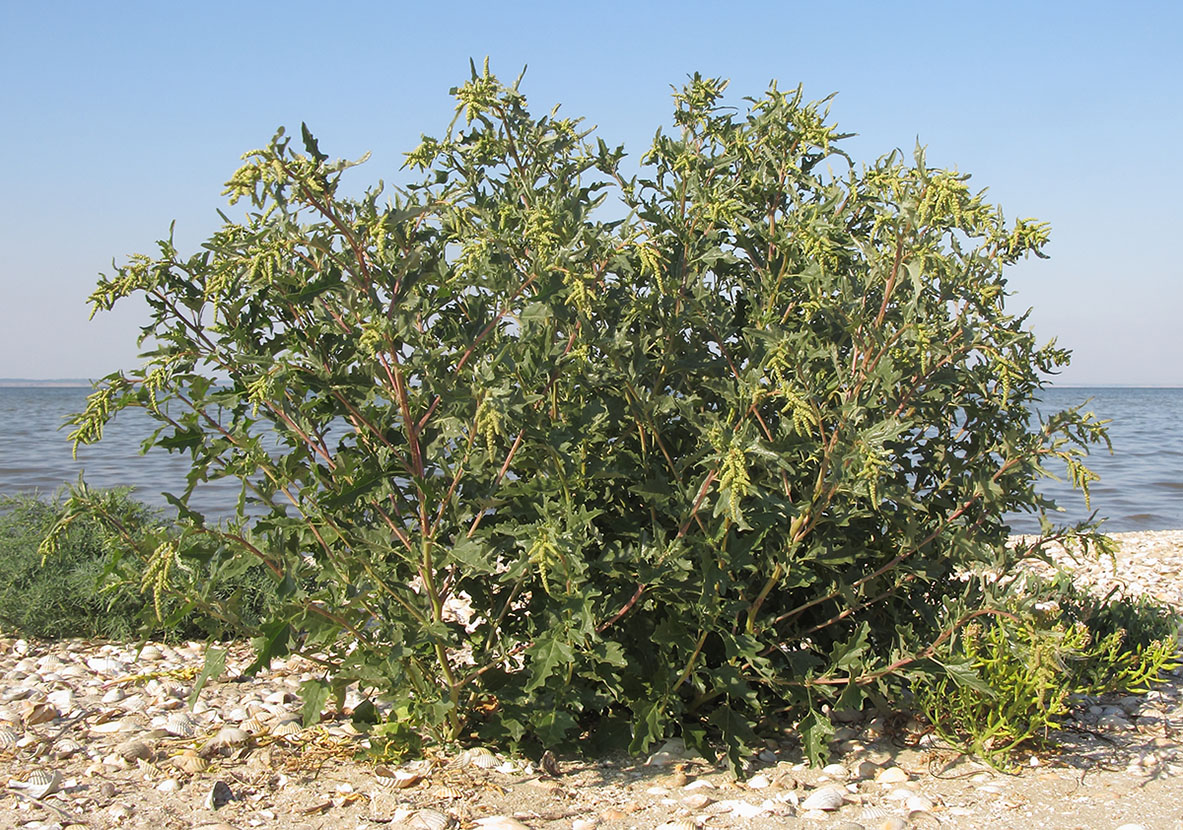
0, 379, 93, 388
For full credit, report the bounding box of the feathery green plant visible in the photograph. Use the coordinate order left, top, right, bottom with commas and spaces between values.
63, 62, 1122, 770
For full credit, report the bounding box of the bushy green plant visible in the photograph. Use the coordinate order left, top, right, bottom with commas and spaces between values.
0, 489, 154, 640
64, 63, 1116, 769
3, 488, 273, 640
913, 574, 1179, 768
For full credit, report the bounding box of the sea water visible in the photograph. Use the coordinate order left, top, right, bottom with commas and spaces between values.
1, 386, 1180, 532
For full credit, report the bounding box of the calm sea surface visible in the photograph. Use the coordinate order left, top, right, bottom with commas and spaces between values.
1, 386, 1180, 533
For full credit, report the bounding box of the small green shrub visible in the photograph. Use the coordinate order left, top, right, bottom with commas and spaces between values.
2, 488, 273, 641
914, 574, 1180, 768
0, 489, 154, 640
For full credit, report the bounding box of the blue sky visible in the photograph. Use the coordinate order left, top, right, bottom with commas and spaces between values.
2, 1, 1180, 384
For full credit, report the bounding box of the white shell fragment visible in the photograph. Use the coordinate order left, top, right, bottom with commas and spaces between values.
204, 726, 251, 752
115, 738, 153, 762
462, 747, 500, 769
800, 785, 846, 811
474, 817, 533, 830
375, 766, 425, 789
0, 727, 18, 751
173, 749, 210, 774
164, 712, 197, 738
655, 820, 699, 830
407, 808, 452, 830
13, 768, 63, 799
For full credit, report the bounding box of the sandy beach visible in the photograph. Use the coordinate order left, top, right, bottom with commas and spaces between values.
3, 531, 1183, 830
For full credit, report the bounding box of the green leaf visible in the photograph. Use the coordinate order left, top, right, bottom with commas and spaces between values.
799, 708, 834, 767
524, 633, 575, 693
188, 646, 226, 709
707, 704, 758, 777
244, 620, 291, 677
940, 658, 996, 695
300, 678, 331, 727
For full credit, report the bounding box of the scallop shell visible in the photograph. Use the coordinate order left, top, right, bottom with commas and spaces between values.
407, 808, 452, 830
655, 820, 699, 830
375, 766, 424, 789
433, 785, 465, 800
116, 738, 154, 762
0, 726, 19, 751
53, 737, 85, 760
21, 768, 62, 799
241, 714, 269, 735
164, 712, 197, 738
272, 719, 304, 739
463, 747, 500, 769
800, 785, 846, 811
172, 749, 210, 774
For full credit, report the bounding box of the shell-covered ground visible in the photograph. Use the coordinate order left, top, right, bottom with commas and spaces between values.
5, 531, 1183, 830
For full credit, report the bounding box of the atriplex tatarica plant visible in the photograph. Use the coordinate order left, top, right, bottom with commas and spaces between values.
59, 62, 1129, 770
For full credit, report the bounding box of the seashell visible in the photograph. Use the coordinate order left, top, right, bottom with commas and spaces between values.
172, 749, 210, 774
905, 794, 935, 812
0, 726, 19, 751
434, 785, 465, 800
464, 748, 500, 769
86, 656, 128, 676
682, 792, 713, 809
540, 750, 561, 778
800, 785, 846, 811
746, 773, 771, 789
241, 714, 269, 735
101, 688, 126, 705
473, 818, 532, 830
205, 779, 233, 810
223, 707, 251, 723
18, 768, 62, 798
46, 690, 75, 711
875, 766, 909, 784
22, 701, 60, 725
205, 726, 251, 751
116, 738, 154, 762
655, 820, 699, 830
272, 719, 304, 739
879, 817, 908, 830
884, 786, 917, 803
150, 679, 188, 701
375, 766, 424, 789
138, 645, 164, 661
37, 655, 63, 671
164, 712, 197, 738
857, 805, 889, 822
53, 737, 85, 760
407, 808, 452, 830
